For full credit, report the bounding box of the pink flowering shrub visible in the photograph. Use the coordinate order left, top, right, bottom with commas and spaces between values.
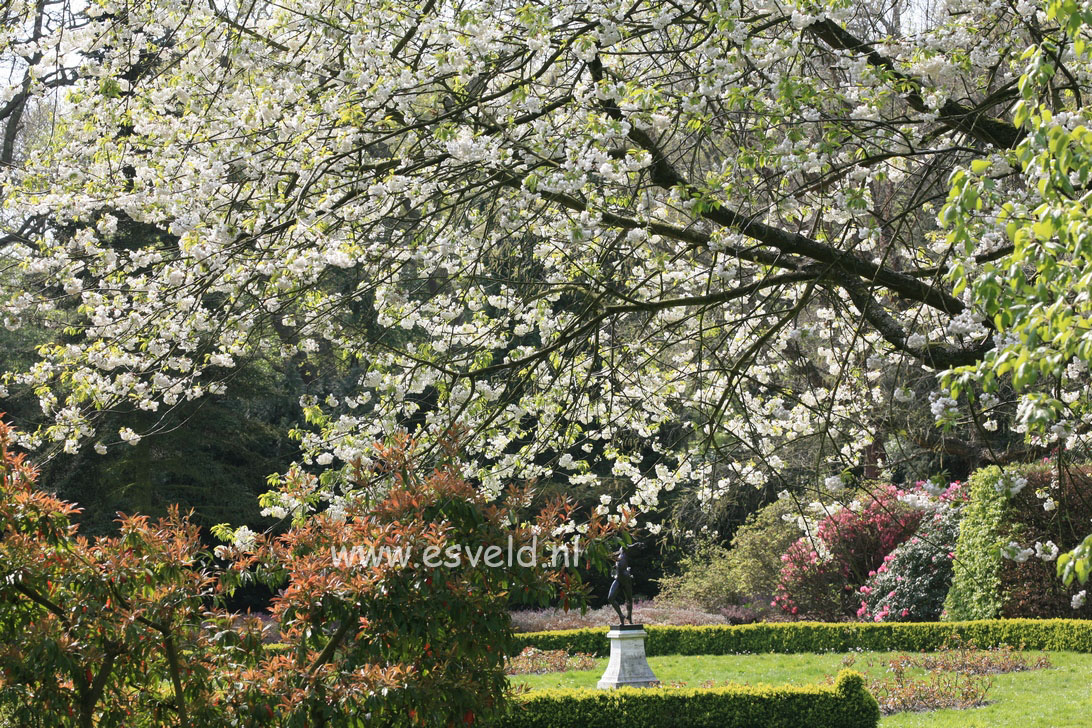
858, 484, 968, 622
773, 485, 923, 619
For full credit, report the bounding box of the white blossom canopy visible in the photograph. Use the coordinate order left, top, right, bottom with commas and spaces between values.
0, 0, 1075, 522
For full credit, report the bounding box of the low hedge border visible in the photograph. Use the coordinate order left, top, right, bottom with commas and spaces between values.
495, 670, 878, 728
512, 619, 1092, 657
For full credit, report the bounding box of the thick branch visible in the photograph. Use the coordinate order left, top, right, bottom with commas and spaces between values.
587, 56, 971, 320
10, 581, 71, 626
163, 634, 189, 725
466, 270, 819, 379
391, 0, 437, 58
839, 276, 990, 369
307, 613, 356, 676
80, 648, 120, 728
806, 19, 1023, 149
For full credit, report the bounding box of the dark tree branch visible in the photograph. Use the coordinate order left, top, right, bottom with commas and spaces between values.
839, 275, 990, 369
10, 581, 71, 626
464, 269, 821, 379
307, 611, 357, 675
587, 55, 973, 321
806, 19, 1024, 149
80, 647, 120, 728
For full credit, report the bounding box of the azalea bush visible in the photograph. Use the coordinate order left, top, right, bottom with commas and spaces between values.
858, 484, 967, 622
0, 418, 618, 727
773, 486, 923, 619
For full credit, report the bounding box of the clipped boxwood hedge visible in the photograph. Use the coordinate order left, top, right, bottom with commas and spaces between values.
495, 670, 878, 728
512, 619, 1092, 657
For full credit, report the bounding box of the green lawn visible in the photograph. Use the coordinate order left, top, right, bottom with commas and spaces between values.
513, 651, 1092, 728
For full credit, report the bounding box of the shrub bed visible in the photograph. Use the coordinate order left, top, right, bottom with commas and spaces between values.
511, 601, 726, 632
657, 499, 798, 612
512, 619, 1092, 657
495, 670, 878, 728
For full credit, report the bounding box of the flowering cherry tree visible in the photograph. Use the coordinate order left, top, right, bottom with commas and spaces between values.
0, 0, 1081, 531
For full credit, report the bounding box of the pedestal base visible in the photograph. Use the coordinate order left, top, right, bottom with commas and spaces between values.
596, 625, 659, 689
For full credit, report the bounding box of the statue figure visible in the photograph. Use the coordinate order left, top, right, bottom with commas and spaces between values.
607, 544, 634, 626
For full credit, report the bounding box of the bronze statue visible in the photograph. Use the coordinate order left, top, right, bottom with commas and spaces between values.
607, 545, 634, 626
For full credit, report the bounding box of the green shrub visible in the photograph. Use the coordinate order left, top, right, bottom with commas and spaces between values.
494, 670, 878, 728
996, 464, 1092, 618
658, 500, 798, 610
512, 619, 1092, 657
943, 463, 1092, 620
942, 466, 1012, 620
514, 627, 610, 656
656, 541, 738, 610
0, 421, 620, 728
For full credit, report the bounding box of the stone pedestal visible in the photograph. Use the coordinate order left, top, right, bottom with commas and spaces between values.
596, 625, 659, 689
